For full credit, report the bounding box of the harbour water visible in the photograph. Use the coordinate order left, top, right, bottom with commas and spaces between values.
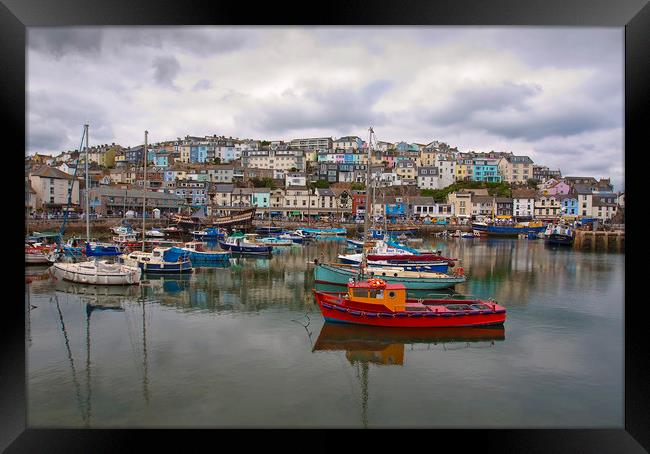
26, 237, 624, 428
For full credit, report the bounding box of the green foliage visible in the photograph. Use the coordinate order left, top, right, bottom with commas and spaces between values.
313, 180, 330, 189
420, 180, 512, 202
350, 182, 366, 190
527, 178, 539, 189
250, 177, 275, 188
213, 157, 221, 164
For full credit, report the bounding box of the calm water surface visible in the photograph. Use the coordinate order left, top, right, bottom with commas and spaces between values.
26, 237, 624, 428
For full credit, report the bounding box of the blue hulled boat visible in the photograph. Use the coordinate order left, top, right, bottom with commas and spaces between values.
472, 222, 546, 238
179, 242, 231, 265
120, 247, 193, 273
218, 233, 273, 256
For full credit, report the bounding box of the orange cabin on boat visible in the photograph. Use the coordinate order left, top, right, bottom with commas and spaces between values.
345, 279, 407, 312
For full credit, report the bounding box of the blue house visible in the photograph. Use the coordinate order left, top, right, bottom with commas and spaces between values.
189, 145, 208, 163
559, 194, 579, 216
155, 153, 169, 168
472, 159, 502, 183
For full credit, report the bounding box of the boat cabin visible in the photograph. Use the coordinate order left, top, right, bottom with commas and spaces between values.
346, 279, 407, 312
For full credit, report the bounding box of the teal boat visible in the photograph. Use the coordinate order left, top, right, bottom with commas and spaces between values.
314, 263, 466, 290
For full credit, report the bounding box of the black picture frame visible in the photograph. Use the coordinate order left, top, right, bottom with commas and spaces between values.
4, 0, 646, 451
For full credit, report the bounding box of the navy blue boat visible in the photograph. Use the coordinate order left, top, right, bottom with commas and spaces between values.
218, 233, 273, 256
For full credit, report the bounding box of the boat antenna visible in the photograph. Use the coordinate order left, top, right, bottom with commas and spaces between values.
142, 131, 148, 252
84, 123, 90, 244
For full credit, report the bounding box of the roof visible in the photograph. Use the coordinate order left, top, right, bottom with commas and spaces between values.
316, 188, 335, 196
410, 196, 436, 205
215, 184, 235, 193
473, 195, 494, 203
511, 188, 537, 199
30, 166, 75, 180
92, 187, 184, 200
505, 155, 534, 164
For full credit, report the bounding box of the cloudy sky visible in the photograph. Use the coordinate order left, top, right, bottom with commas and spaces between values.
27, 27, 624, 190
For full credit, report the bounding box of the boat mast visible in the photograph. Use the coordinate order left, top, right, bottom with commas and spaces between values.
361, 127, 374, 273
142, 131, 148, 252
84, 123, 90, 243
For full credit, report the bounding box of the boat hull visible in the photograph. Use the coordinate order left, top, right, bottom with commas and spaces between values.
545, 234, 574, 246
187, 251, 231, 264
50, 262, 141, 285
314, 264, 464, 290
471, 223, 546, 237
314, 291, 506, 328
217, 240, 273, 255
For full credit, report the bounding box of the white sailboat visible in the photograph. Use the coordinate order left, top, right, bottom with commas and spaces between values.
50, 124, 141, 285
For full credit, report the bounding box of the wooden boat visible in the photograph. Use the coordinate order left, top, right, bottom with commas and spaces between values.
119, 247, 193, 273
313, 278, 505, 328
179, 242, 231, 264
50, 259, 141, 285
218, 233, 273, 256
314, 262, 466, 290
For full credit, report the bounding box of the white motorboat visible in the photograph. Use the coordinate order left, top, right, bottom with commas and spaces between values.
145, 228, 166, 238
50, 259, 141, 285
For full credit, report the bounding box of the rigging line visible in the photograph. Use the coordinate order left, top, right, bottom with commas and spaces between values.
52, 294, 87, 425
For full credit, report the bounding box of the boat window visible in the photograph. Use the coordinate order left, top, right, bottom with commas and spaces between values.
388, 291, 396, 298
369, 289, 384, 299
352, 288, 368, 298
446, 304, 471, 311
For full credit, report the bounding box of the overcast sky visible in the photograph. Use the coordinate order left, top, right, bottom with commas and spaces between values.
26, 26, 624, 190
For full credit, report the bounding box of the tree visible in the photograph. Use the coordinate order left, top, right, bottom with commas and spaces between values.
213, 157, 221, 164
527, 178, 539, 189
313, 180, 330, 189
350, 182, 366, 191
289, 167, 298, 172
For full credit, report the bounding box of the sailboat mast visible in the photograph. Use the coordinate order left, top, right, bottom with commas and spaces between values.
142, 131, 148, 252
362, 127, 374, 272
84, 124, 90, 243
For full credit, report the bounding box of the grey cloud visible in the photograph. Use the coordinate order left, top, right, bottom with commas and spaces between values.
27, 91, 114, 154
192, 79, 213, 91
238, 80, 393, 133
152, 56, 181, 89
430, 82, 542, 126
471, 104, 618, 140
28, 28, 103, 59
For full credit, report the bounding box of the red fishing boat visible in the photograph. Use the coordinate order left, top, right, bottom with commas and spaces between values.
313, 278, 506, 328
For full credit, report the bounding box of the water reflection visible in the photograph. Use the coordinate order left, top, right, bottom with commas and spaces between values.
313, 322, 506, 427
27, 237, 623, 428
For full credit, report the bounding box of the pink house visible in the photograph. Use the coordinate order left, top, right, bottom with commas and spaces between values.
545, 180, 571, 195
